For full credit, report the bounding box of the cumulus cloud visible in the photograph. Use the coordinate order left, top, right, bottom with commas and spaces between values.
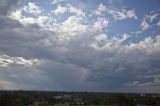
52, 4, 85, 16
140, 20, 150, 31
87, 35, 160, 92
157, 21, 160, 28
9, 3, 53, 28
108, 9, 137, 20
139, 12, 160, 32
54, 15, 87, 41
24, 2, 42, 15
0, 54, 39, 68
95, 3, 106, 15
91, 33, 130, 50
93, 17, 109, 31
53, 4, 68, 15
51, 0, 66, 4
146, 13, 159, 22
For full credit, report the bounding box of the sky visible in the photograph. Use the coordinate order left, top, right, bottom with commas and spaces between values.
0, 0, 160, 93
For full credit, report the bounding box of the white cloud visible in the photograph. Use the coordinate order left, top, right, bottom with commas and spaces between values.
95, 3, 106, 15
146, 13, 159, 22
95, 34, 107, 41
126, 35, 160, 55
108, 9, 137, 20
52, 4, 85, 16
157, 21, 160, 28
9, 7, 23, 20
54, 15, 87, 41
140, 20, 150, 31
93, 17, 109, 31
127, 79, 160, 91
0, 54, 39, 68
9, 5, 54, 28
91, 34, 108, 49
91, 33, 130, 50
68, 4, 85, 17
126, 10, 137, 19
24, 2, 42, 15
51, 0, 65, 4
137, 12, 160, 33
53, 4, 68, 15
10, 12, 50, 27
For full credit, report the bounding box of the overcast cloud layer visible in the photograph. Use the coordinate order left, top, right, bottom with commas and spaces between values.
0, 0, 160, 93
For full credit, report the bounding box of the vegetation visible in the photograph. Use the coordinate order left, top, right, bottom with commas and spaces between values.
0, 90, 160, 106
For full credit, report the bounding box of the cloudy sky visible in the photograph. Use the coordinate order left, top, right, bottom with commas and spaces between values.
0, 0, 160, 93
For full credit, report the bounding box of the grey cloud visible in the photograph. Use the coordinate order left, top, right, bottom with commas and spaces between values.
0, 0, 18, 15
0, 1, 160, 93
0, 16, 22, 29
0, 17, 160, 92
0, 64, 48, 90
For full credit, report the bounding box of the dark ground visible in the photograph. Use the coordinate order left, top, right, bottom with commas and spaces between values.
0, 90, 160, 106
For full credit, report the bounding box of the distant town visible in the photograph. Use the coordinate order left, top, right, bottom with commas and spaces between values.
0, 90, 160, 106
